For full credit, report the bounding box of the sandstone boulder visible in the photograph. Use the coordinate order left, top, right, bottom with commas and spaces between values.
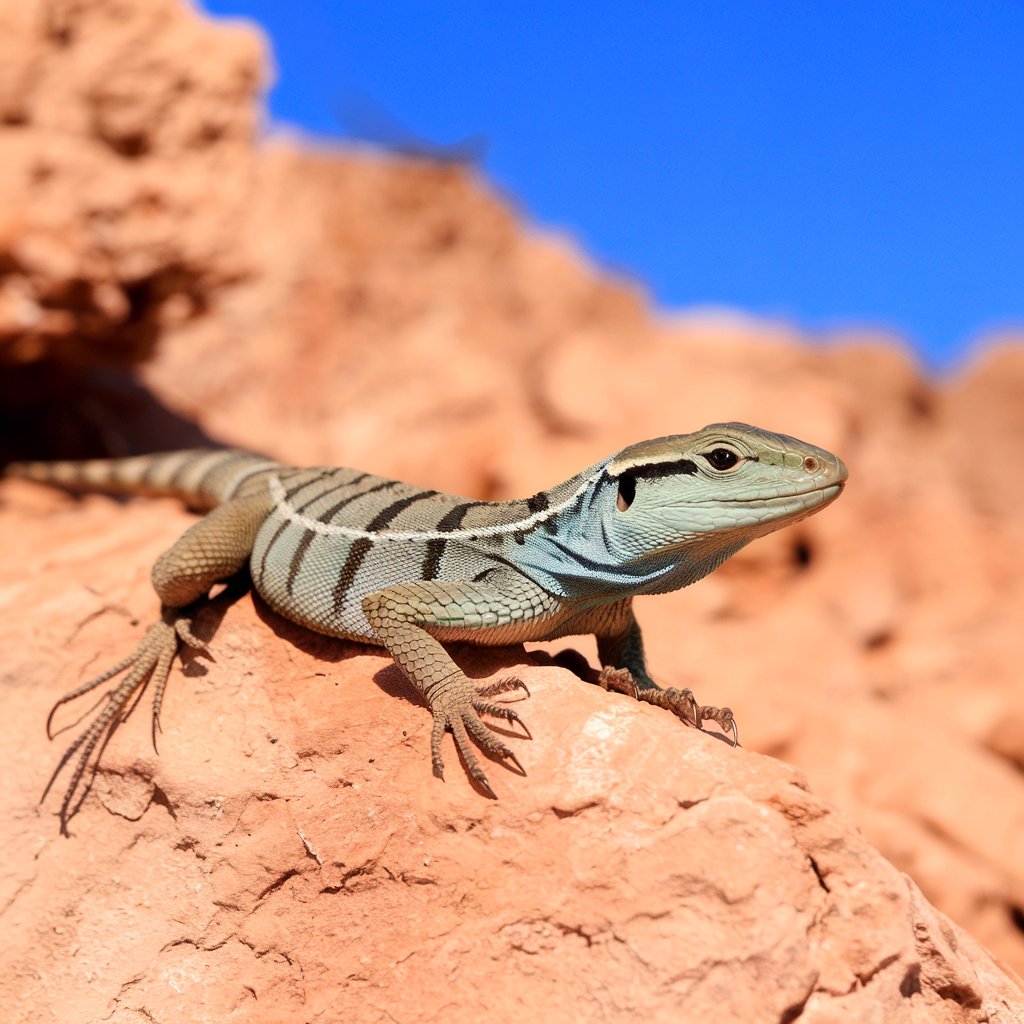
4, 0, 1024, 1015
1, 479, 1022, 1023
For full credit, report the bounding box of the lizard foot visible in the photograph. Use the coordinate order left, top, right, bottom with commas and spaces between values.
430, 675, 531, 798
597, 667, 740, 746
43, 605, 205, 834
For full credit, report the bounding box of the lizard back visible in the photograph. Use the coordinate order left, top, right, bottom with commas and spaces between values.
250, 463, 596, 641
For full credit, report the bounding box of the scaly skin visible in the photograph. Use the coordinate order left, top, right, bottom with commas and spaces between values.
8, 423, 847, 832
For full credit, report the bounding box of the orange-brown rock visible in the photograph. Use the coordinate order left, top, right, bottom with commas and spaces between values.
0, 0, 264, 367
0, 0, 265, 458
2, 479, 1023, 1023
4, 0, 1024, 1019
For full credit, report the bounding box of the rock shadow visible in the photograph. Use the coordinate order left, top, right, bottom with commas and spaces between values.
0, 364, 229, 466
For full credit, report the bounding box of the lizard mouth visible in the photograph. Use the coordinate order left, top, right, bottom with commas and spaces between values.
733, 480, 846, 514
726, 479, 845, 507
651, 480, 845, 533
694, 455, 847, 507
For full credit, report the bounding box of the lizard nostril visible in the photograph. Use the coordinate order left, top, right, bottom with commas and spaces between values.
803, 457, 819, 472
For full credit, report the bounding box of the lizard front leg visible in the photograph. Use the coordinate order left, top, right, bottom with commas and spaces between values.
596, 608, 739, 745
362, 580, 535, 797
44, 491, 271, 833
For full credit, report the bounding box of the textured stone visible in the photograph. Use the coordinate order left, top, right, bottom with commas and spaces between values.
3, 0, 1024, 1019
1, 480, 1022, 1022
0, 0, 265, 458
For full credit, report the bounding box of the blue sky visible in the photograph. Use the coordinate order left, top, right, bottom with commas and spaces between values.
201, 1, 1023, 370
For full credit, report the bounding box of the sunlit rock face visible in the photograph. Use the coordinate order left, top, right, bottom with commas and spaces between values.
2, 0, 1024, 1019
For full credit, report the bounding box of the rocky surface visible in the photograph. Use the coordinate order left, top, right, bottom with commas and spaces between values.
2, 479, 1023, 1023
3, 0, 1024, 1020
0, 0, 264, 459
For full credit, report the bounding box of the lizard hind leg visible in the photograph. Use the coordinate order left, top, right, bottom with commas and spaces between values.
41, 490, 271, 834
42, 608, 193, 835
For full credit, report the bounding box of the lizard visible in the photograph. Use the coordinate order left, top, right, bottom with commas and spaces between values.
7, 423, 847, 833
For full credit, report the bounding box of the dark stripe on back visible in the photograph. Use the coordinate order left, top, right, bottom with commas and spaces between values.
331, 490, 439, 614
316, 478, 397, 524
331, 539, 374, 615
285, 477, 404, 595
423, 497, 544, 581
435, 501, 487, 532
365, 490, 438, 532
294, 473, 370, 514
421, 539, 445, 580
285, 531, 318, 595
258, 520, 292, 581
258, 475, 344, 580
526, 491, 550, 513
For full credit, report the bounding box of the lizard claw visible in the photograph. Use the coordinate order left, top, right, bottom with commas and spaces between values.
474, 774, 498, 800
42, 615, 184, 834
476, 676, 530, 699
472, 699, 533, 739
428, 675, 531, 796
598, 669, 741, 745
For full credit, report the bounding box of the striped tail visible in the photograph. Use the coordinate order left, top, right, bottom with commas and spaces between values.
5, 449, 283, 510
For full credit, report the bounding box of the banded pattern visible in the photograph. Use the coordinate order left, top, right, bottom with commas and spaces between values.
9, 449, 281, 510
9, 422, 848, 828
251, 464, 596, 640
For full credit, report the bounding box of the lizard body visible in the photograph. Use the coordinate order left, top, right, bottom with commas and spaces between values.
8, 423, 847, 831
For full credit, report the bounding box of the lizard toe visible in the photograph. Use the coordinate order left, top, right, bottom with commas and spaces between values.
472, 699, 532, 739
632, 685, 700, 728
449, 714, 497, 798
430, 714, 447, 780
43, 610, 197, 834
461, 706, 525, 770
475, 676, 530, 699
700, 704, 740, 746
598, 666, 639, 699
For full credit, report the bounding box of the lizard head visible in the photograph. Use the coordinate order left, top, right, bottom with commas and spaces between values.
593, 423, 846, 591
606, 422, 846, 525
512, 423, 846, 598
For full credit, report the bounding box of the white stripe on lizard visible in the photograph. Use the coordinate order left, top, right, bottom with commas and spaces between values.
267, 469, 603, 541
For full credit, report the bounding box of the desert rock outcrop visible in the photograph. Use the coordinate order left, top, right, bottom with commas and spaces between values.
3, 0, 1024, 1020
1, 477, 1022, 1023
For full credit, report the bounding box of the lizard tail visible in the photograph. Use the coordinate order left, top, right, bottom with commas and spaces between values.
5, 449, 283, 510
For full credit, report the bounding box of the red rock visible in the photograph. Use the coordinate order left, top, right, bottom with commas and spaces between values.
0, 0, 266, 459
4, 0, 1024, 1017
1, 480, 1022, 1022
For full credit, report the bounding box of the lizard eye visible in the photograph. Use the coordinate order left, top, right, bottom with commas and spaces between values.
616, 472, 636, 511
703, 448, 739, 471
